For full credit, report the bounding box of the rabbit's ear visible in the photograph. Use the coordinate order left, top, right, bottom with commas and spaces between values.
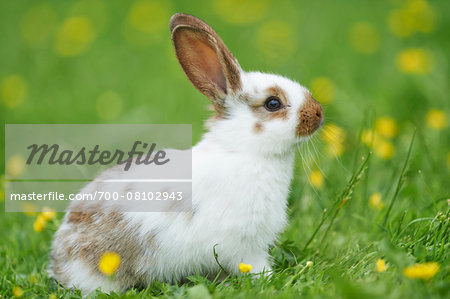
170, 13, 242, 102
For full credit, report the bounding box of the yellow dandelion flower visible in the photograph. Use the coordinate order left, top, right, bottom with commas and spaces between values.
388, 0, 435, 37
12, 286, 24, 298
373, 139, 395, 159
6, 155, 26, 178
311, 77, 335, 104
70, 0, 108, 36
426, 109, 447, 130
369, 193, 385, 210
388, 9, 413, 37
322, 124, 346, 144
321, 124, 346, 157
360, 129, 378, 146
55, 16, 95, 56
22, 203, 38, 216
213, 0, 269, 25
28, 273, 38, 284
308, 169, 324, 189
396, 48, 433, 74
403, 262, 440, 280
376, 259, 387, 272
127, 0, 169, 33
33, 214, 47, 233
1, 75, 27, 108
98, 252, 121, 276
256, 20, 296, 63
326, 142, 345, 157
41, 207, 57, 221
124, 0, 170, 47
21, 3, 57, 48
349, 22, 380, 54
238, 262, 252, 273
407, 0, 435, 34
375, 117, 398, 139
96, 91, 123, 120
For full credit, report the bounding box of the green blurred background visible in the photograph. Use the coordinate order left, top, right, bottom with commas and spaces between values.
1, 0, 449, 233
1, 0, 449, 193
0, 0, 449, 297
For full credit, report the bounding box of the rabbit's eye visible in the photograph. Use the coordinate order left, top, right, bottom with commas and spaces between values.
264, 96, 283, 111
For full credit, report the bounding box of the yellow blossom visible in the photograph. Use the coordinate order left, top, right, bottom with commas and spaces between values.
6, 155, 26, 178
1, 75, 27, 108
403, 262, 440, 280
369, 193, 385, 210
12, 286, 24, 298
322, 124, 346, 157
408, 0, 435, 33
33, 214, 47, 232
41, 207, 57, 221
322, 124, 345, 144
326, 142, 344, 157
396, 48, 433, 74
55, 16, 95, 56
360, 129, 377, 146
22, 203, 37, 216
374, 139, 395, 159
238, 262, 252, 273
375, 117, 398, 139
388, 0, 435, 37
21, 3, 57, 48
388, 9, 415, 37
123, 0, 170, 47
376, 259, 387, 272
98, 252, 121, 276
49, 294, 57, 299
349, 22, 379, 54
214, 0, 269, 25
311, 77, 335, 104
309, 169, 324, 189
127, 0, 169, 33
426, 109, 447, 130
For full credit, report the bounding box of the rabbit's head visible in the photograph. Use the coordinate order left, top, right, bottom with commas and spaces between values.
170, 13, 323, 155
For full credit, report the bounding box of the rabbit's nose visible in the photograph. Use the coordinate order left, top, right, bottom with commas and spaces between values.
296, 95, 324, 136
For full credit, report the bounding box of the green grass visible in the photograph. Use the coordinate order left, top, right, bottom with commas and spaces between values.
1, 0, 449, 298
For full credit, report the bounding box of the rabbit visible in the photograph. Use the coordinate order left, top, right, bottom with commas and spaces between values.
48, 13, 323, 294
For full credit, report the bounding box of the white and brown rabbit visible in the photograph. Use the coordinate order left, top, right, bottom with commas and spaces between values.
49, 13, 323, 294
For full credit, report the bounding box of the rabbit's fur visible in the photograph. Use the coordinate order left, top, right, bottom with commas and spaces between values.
49, 13, 323, 294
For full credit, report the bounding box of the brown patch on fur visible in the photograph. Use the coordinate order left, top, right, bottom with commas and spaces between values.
253, 122, 264, 133
245, 85, 290, 121
269, 108, 288, 120
265, 86, 288, 106
296, 92, 323, 136
68, 211, 94, 224
50, 209, 153, 291
170, 13, 242, 118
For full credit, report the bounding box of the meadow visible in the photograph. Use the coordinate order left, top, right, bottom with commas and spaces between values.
0, 0, 449, 298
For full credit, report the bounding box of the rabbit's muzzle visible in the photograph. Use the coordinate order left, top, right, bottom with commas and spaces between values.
296, 95, 324, 136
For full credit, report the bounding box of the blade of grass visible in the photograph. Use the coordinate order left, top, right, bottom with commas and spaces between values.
382, 130, 416, 227
317, 153, 371, 249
